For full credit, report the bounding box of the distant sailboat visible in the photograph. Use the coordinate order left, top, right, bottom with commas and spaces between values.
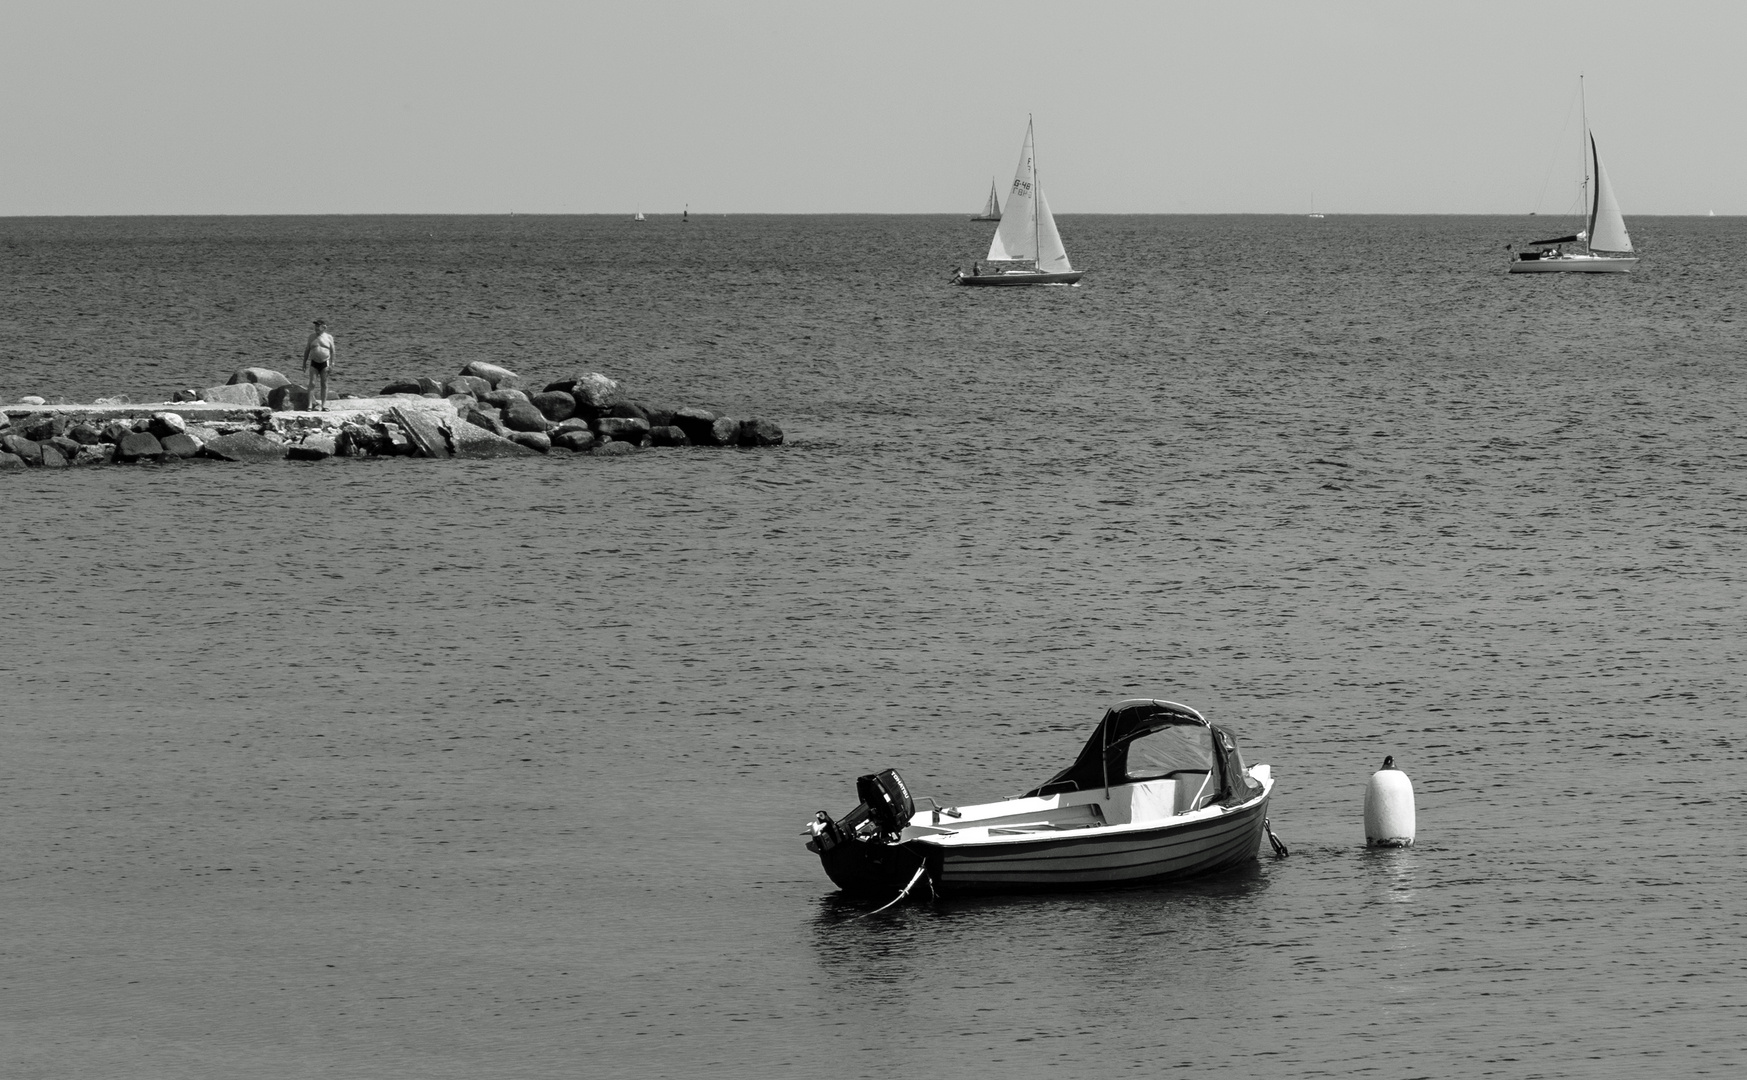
683, 205, 689, 224
1508, 78, 1637, 274
634, 211, 645, 221
953, 117, 1084, 287
1308, 193, 1324, 219
971, 178, 1002, 221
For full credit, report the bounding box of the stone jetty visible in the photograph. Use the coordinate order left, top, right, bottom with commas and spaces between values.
0, 363, 783, 469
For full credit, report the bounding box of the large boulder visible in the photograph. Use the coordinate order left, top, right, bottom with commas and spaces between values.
16, 414, 61, 441
389, 405, 453, 458
594, 439, 637, 457
708, 416, 740, 447
671, 407, 717, 444
114, 432, 165, 462
200, 382, 269, 406
202, 431, 289, 463
289, 435, 337, 461
1, 434, 44, 464
649, 425, 689, 447
443, 375, 492, 398
160, 433, 202, 458
416, 377, 445, 395
148, 412, 187, 438
464, 407, 509, 437
570, 373, 621, 417
602, 400, 649, 422
380, 379, 424, 395
483, 388, 531, 409
268, 385, 313, 411
595, 416, 651, 443
100, 421, 135, 444
66, 423, 104, 446
508, 430, 552, 454
227, 367, 292, 389
17, 395, 47, 405
552, 429, 596, 452
0, 452, 26, 470
643, 405, 676, 427
503, 403, 548, 433
446, 417, 537, 458
49, 436, 84, 460
73, 444, 115, 466
739, 418, 784, 447
530, 391, 577, 423
172, 388, 200, 402
38, 444, 68, 468
461, 361, 519, 388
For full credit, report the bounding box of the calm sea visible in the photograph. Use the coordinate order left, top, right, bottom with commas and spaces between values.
2, 214, 1744, 1079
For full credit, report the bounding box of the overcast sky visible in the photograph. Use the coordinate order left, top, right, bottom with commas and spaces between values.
2, 0, 1739, 216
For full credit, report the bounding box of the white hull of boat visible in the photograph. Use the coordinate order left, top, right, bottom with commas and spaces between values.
1507, 255, 1637, 274
816, 765, 1273, 897
920, 781, 1273, 893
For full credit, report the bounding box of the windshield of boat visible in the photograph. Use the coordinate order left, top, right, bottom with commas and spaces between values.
1123, 723, 1214, 782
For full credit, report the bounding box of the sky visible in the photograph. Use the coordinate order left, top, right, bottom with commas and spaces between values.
2, 0, 1740, 216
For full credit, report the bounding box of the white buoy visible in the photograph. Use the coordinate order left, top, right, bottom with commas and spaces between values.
1364, 755, 1415, 847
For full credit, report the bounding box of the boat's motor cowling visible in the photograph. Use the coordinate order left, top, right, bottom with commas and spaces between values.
855, 769, 914, 837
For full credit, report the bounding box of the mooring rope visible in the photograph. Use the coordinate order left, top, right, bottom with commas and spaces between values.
863, 863, 930, 917
1264, 817, 1290, 858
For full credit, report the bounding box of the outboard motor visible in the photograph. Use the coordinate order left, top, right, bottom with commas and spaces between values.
855, 769, 914, 838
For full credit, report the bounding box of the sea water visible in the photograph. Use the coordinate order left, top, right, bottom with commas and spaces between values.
2, 214, 1744, 1078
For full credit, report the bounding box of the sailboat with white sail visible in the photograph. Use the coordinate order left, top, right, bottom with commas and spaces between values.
954, 118, 1083, 286
1508, 79, 1637, 274
970, 178, 1002, 221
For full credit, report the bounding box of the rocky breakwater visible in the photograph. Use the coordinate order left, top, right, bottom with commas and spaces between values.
1, 363, 783, 468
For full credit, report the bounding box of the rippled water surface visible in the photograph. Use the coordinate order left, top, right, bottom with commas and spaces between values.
3, 215, 1745, 1078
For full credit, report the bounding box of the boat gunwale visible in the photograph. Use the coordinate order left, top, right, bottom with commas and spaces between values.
903, 774, 1273, 853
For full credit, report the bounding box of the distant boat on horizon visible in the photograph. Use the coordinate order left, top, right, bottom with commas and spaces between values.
634, 211, 645, 222
971, 178, 1002, 221
1308, 193, 1324, 219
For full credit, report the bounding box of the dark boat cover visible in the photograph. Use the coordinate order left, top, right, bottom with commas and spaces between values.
1528, 233, 1581, 247
1023, 698, 1263, 808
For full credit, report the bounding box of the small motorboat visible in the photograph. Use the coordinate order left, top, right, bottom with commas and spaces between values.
803, 698, 1278, 902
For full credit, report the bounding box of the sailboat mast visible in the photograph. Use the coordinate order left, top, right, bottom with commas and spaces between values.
1030, 115, 1040, 268
1580, 75, 1592, 252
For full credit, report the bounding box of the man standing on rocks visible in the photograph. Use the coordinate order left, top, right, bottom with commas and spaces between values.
302, 319, 336, 411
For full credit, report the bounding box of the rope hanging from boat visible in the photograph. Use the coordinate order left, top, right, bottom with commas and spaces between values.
1264, 817, 1290, 858
863, 863, 931, 917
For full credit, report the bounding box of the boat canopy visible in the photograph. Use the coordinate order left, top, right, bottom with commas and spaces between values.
1024, 698, 1263, 807
1528, 233, 1582, 247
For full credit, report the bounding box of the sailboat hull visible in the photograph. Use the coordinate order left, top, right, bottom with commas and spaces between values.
956, 270, 1085, 287
1507, 255, 1637, 274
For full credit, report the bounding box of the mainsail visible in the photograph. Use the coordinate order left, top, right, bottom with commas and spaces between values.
986, 118, 1071, 270
987, 122, 1037, 261
1587, 134, 1632, 253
